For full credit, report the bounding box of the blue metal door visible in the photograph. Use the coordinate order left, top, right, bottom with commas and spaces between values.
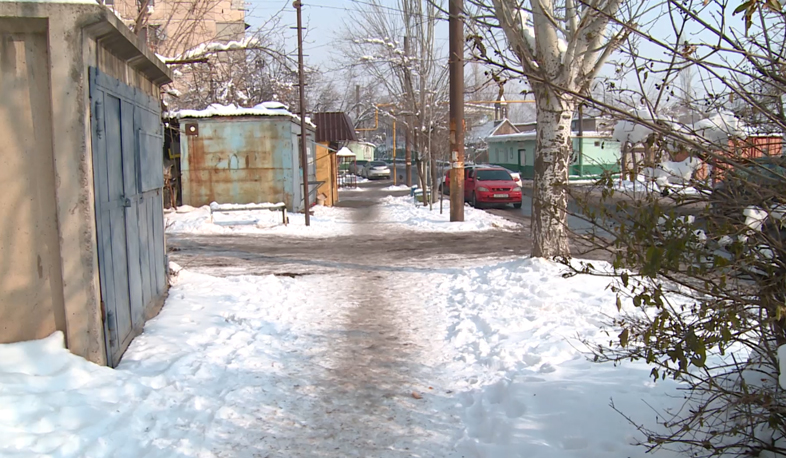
89, 68, 166, 367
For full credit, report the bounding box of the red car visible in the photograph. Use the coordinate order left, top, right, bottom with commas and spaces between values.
442, 166, 522, 208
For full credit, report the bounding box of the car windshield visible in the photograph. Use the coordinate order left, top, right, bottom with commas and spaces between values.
476, 169, 512, 181
369, 161, 387, 167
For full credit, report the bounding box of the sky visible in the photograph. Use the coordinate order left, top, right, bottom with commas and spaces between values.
244, 0, 449, 72
241, 0, 753, 114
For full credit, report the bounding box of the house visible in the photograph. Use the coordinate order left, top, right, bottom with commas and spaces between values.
0, 1, 172, 366
177, 103, 317, 212
347, 141, 376, 162
487, 118, 621, 180
466, 119, 519, 164
312, 112, 358, 206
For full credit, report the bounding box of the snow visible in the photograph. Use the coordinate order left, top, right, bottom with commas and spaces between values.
779, 345, 786, 390
174, 102, 314, 127
693, 110, 746, 143
744, 206, 769, 232
165, 196, 518, 236
438, 258, 686, 457
159, 36, 261, 62
613, 109, 660, 144
381, 184, 411, 191
613, 109, 746, 147
336, 147, 355, 157
0, 257, 691, 457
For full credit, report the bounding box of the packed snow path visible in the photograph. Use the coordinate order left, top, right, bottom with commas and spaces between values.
2, 182, 687, 457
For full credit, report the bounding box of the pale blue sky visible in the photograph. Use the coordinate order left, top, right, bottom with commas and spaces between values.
245, 0, 449, 71
242, 0, 752, 103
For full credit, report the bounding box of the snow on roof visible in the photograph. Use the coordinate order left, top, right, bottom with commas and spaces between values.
158, 37, 261, 63
174, 102, 315, 127
337, 147, 356, 157
466, 120, 500, 144
613, 109, 748, 145
487, 130, 610, 142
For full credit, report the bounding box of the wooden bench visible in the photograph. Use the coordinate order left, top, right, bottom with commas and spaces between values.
209, 203, 289, 226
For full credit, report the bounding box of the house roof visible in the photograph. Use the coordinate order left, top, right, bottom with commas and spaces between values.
313, 112, 358, 143
467, 119, 519, 144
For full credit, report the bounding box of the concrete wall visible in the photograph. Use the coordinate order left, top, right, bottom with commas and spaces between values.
0, 3, 170, 365
0, 19, 67, 345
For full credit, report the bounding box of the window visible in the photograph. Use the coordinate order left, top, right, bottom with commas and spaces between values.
594, 141, 601, 147
231, 0, 244, 10
476, 169, 513, 181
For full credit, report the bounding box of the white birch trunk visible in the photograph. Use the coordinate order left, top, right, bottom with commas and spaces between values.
532, 89, 574, 257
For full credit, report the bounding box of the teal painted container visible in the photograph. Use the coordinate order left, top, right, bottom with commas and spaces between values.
179, 115, 317, 212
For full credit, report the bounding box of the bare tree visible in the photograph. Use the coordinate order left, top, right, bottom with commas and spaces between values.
519, 0, 786, 454
341, 0, 449, 197
457, 0, 649, 256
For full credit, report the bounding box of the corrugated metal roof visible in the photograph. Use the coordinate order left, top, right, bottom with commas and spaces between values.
313, 112, 357, 143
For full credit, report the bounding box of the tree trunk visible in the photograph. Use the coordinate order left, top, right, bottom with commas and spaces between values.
532, 90, 574, 258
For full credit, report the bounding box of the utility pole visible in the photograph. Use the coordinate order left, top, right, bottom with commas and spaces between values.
294, 0, 310, 226
449, 0, 464, 222
404, 36, 412, 188
355, 84, 360, 125
392, 119, 397, 186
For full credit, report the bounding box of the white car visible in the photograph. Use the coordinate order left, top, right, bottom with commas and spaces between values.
364, 161, 391, 180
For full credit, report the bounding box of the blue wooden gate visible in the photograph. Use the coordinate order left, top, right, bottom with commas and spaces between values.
89, 68, 166, 367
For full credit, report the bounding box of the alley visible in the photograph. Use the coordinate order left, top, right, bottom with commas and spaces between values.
0, 182, 686, 458
161, 182, 528, 455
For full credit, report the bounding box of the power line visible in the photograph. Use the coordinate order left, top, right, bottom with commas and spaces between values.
296, 0, 446, 21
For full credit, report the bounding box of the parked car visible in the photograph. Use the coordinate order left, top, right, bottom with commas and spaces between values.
465, 166, 523, 208
349, 160, 368, 176
364, 161, 392, 180
441, 166, 522, 208
441, 164, 490, 194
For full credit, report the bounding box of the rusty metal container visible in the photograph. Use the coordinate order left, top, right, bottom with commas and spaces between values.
179, 114, 316, 212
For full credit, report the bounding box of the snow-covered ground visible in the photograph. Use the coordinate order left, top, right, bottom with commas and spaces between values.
438, 258, 686, 457
1, 257, 691, 457
165, 196, 517, 236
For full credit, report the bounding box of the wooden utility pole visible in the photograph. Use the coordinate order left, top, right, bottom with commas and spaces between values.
449, 0, 464, 221
355, 84, 360, 124
392, 119, 397, 186
404, 36, 412, 188
294, 0, 310, 226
